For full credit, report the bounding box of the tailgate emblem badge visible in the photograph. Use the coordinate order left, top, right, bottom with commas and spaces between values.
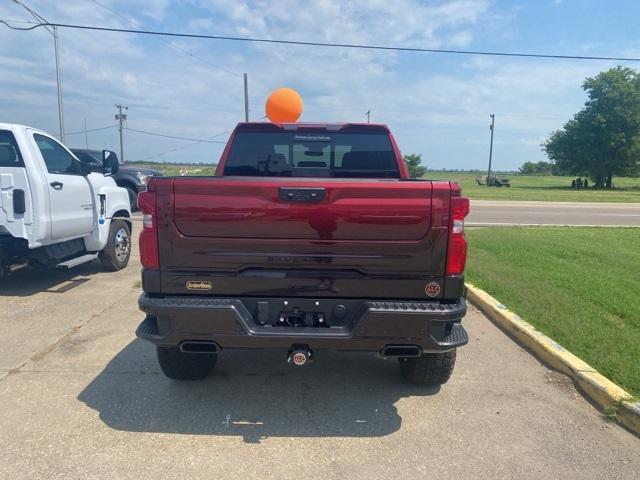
425, 282, 441, 297
186, 281, 212, 291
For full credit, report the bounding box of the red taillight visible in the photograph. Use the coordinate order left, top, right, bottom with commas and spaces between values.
137, 190, 159, 269
446, 195, 470, 275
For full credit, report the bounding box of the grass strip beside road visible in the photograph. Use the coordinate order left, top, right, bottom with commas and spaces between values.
426, 172, 640, 202
465, 227, 640, 398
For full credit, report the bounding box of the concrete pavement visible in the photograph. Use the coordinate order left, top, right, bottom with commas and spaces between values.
468, 200, 640, 227
1, 233, 639, 479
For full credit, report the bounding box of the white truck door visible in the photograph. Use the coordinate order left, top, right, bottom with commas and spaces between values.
0, 130, 33, 241
32, 133, 93, 240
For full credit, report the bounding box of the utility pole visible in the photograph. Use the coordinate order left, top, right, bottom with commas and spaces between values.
83, 118, 89, 149
115, 105, 128, 164
365, 110, 370, 123
243, 73, 249, 122
12, 1, 64, 141
53, 26, 64, 143
487, 114, 495, 186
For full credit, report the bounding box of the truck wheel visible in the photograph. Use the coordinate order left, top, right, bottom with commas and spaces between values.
99, 219, 131, 271
398, 349, 456, 385
156, 346, 217, 380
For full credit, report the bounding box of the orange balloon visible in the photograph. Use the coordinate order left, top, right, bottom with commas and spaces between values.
265, 87, 303, 123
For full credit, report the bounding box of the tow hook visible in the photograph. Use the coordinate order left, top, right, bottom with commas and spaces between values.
288, 345, 313, 366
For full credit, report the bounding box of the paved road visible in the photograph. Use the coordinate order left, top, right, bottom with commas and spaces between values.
468, 200, 640, 227
1, 233, 639, 479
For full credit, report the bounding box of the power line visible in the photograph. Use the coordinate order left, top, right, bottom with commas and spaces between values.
130, 130, 230, 162
8, 2, 66, 141
66, 124, 116, 135
10, 0, 52, 34
65, 123, 229, 144
1, 18, 38, 24
0, 19, 31, 29
2, 19, 640, 62
85, 0, 239, 77
125, 126, 228, 143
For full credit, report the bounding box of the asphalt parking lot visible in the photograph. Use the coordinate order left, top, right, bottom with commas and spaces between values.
1, 228, 639, 479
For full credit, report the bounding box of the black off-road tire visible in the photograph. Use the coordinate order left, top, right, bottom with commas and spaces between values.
398, 349, 457, 385
99, 219, 131, 271
156, 346, 217, 380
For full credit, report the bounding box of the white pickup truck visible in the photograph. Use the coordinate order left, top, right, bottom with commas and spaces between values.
0, 123, 132, 277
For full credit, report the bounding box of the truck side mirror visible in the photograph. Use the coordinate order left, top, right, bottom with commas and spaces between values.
102, 150, 119, 177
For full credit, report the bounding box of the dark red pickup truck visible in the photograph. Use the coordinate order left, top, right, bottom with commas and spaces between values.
136, 122, 469, 385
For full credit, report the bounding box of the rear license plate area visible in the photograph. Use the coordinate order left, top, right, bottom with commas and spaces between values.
241, 298, 361, 329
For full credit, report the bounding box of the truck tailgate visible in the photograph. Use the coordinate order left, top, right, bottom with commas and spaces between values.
173, 177, 431, 241
153, 177, 453, 299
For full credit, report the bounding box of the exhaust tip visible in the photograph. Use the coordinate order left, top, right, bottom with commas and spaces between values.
380, 345, 422, 358
179, 341, 220, 354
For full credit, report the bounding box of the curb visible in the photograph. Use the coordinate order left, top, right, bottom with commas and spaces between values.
466, 283, 640, 436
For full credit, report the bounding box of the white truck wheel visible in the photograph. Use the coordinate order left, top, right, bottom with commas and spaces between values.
99, 220, 131, 271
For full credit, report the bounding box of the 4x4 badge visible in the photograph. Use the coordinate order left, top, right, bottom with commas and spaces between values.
425, 281, 441, 297
186, 281, 212, 291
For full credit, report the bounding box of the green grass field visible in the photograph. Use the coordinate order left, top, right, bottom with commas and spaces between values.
136, 163, 214, 176
426, 172, 640, 203
135, 161, 640, 202
466, 227, 640, 398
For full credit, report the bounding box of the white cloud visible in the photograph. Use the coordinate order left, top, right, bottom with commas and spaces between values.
0, 0, 634, 169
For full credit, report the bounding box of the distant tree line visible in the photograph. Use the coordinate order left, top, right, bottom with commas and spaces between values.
518, 161, 558, 175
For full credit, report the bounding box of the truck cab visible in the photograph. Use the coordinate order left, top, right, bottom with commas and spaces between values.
0, 123, 132, 276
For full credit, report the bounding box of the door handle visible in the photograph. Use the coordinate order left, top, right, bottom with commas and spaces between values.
50, 181, 63, 190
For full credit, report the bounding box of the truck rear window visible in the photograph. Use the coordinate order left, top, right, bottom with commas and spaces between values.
0, 130, 24, 167
224, 132, 399, 178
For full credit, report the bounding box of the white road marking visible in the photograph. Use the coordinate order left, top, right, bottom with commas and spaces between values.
471, 200, 640, 208
592, 213, 640, 217
467, 222, 640, 228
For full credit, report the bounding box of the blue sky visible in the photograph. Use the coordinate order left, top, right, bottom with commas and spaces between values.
1, 0, 640, 170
